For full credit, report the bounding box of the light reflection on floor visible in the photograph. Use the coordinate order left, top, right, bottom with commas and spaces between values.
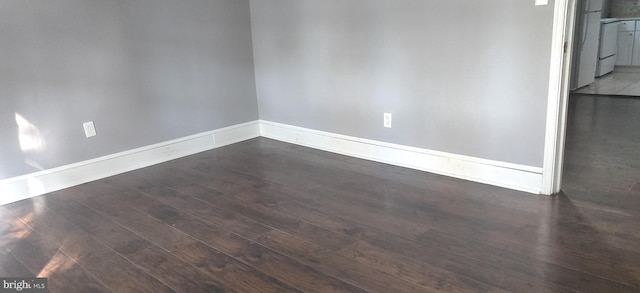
574, 71, 640, 96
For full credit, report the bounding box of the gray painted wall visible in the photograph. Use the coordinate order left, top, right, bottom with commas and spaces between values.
0, 0, 258, 179
250, 0, 555, 167
603, 0, 611, 17
610, 0, 640, 18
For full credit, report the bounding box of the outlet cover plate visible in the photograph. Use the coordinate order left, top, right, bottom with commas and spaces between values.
383, 113, 392, 128
83, 121, 97, 138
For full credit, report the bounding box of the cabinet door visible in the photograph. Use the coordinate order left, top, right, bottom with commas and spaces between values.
619, 20, 636, 32
633, 33, 640, 66
617, 31, 634, 66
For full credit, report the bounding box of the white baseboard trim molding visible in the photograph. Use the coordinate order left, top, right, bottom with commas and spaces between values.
260, 120, 544, 194
0, 118, 544, 206
0, 120, 260, 206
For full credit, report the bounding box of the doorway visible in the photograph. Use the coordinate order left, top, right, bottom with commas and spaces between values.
562, 0, 640, 210
571, 0, 640, 96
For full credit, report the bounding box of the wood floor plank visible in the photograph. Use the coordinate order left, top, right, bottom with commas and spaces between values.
249, 180, 640, 289
0, 206, 114, 292
0, 249, 33, 277
361, 228, 576, 293
125, 245, 230, 293
333, 239, 505, 293
136, 166, 358, 253
215, 146, 640, 260
256, 229, 463, 293
0, 206, 61, 276
36, 196, 155, 256
4, 200, 176, 293
107, 173, 273, 240
41, 196, 231, 292
182, 164, 568, 290
190, 188, 356, 252
82, 186, 306, 293
91, 184, 368, 293
79, 190, 200, 252
564, 95, 640, 212
170, 241, 302, 293
195, 149, 633, 290
234, 138, 640, 243
210, 139, 546, 215
200, 146, 640, 291
41, 250, 114, 293
159, 161, 568, 290
205, 151, 542, 233
222, 179, 578, 292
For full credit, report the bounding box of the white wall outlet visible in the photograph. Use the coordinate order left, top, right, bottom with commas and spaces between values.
83, 121, 97, 138
383, 113, 392, 128
535, 0, 548, 5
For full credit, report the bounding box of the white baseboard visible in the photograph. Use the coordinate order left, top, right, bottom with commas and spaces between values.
0, 120, 260, 205
0, 118, 544, 206
260, 120, 544, 194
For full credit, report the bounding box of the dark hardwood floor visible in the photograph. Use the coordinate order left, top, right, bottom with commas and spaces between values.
2, 94, 640, 292
563, 94, 640, 211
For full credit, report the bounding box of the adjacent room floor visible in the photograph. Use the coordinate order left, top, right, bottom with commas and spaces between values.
573, 71, 640, 96
1, 95, 639, 292
562, 93, 640, 210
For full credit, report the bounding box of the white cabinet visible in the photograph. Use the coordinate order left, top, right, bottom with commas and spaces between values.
616, 20, 640, 66
619, 20, 636, 31
617, 31, 635, 65
633, 33, 640, 65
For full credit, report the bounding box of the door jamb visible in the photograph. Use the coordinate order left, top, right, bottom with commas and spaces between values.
541, 0, 577, 195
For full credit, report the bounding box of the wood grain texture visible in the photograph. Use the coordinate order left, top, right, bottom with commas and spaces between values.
1, 94, 639, 292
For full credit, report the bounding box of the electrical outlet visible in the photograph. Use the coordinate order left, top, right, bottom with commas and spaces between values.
534, 0, 548, 5
83, 121, 97, 138
383, 113, 392, 128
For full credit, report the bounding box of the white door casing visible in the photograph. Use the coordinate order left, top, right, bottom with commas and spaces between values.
542, 0, 576, 195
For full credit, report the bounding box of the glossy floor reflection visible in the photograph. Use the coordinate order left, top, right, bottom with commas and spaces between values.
563, 94, 640, 209
0, 124, 639, 291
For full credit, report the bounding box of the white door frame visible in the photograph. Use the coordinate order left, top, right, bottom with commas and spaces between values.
541, 0, 577, 195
